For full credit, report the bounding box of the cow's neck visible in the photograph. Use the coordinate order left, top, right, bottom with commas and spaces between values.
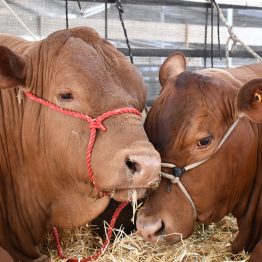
0, 86, 51, 261
0, 84, 107, 261
0, 47, 53, 260
231, 123, 262, 254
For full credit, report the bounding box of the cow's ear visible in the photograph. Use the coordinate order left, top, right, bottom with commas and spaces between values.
0, 45, 27, 89
159, 52, 186, 87
236, 78, 262, 123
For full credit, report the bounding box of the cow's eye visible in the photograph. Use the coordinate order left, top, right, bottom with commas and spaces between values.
197, 136, 213, 148
59, 92, 74, 100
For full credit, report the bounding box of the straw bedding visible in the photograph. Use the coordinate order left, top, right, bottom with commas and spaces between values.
40, 215, 250, 261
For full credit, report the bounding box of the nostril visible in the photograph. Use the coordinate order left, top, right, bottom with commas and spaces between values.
137, 218, 165, 241
153, 220, 165, 237
125, 158, 141, 174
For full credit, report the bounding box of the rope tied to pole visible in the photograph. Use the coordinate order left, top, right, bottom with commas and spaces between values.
210, 0, 262, 67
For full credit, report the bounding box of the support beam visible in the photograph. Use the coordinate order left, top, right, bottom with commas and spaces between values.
117, 47, 262, 58
61, 0, 262, 10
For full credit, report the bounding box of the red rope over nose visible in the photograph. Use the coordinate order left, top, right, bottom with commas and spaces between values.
53, 201, 128, 262
24, 92, 141, 261
24, 92, 141, 189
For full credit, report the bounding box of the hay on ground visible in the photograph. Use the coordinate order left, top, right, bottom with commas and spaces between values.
40, 216, 250, 262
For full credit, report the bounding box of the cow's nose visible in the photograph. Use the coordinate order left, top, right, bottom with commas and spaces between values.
125, 154, 161, 187
136, 217, 165, 242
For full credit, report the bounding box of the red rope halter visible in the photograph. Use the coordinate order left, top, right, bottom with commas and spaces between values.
25, 92, 141, 261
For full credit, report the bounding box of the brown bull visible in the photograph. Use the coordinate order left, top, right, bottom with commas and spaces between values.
0, 27, 161, 262
136, 52, 262, 261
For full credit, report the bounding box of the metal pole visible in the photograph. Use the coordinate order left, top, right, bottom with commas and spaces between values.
227, 8, 233, 67
65, 0, 69, 29
204, 6, 208, 68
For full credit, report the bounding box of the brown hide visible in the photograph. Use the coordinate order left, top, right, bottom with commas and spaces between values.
0, 248, 14, 262
136, 53, 262, 261
92, 200, 136, 237
0, 27, 161, 262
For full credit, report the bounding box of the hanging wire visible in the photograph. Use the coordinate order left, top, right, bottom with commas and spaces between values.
210, 0, 214, 68
115, 0, 134, 64
209, 0, 262, 67
214, 1, 222, 60
65, 0, 69, 29
204, 5, 209, 68
105, 2, 108, 39
76, 0, 83, 15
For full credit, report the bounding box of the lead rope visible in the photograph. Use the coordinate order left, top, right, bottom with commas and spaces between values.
52, 201, 128, 261
24, 92, 141, 261
160, 170, 197, 219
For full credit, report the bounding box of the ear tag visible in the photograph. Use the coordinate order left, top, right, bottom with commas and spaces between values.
254, 92, 262, 103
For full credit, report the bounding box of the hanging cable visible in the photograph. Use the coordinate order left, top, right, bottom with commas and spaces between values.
76, 0, 83, 15
204, 5, 209, 68
65, 0, 69, 29
214, 1, 222, 60
210, 0, 214, 68
115, 0, 133, 64
105, 2, 108, 39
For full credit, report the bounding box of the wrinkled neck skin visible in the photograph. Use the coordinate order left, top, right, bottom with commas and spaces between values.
191, 121, 258, 225
145, 67, 262, 254
179, 101, 262, 255
0, 88, 50, 261
231, 124, 262, 254
177, 86, 262, 254
0, 42, 109, 262
185, 66, 262, 254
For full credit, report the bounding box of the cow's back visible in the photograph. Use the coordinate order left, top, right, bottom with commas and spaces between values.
196, 63, 262, 87
0, 247, 14, 262
226, 63, 262, 83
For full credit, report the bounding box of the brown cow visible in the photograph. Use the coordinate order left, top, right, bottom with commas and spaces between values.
0, 27, 161, 262
0, 248, 14, 262
136, 52, 262, 261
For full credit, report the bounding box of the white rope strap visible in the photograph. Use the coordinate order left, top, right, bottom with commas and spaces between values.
161, 171, 197, 219
1, 0, 38, 40
209, 0, 262, 67
185, 118, 239, 171
162, 118, 239, 173
161, 118, 240, 220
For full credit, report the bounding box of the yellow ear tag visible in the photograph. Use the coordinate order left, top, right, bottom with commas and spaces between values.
254, 92, 262, 103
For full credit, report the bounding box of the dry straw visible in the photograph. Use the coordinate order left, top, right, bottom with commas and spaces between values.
40, 215, 250, 262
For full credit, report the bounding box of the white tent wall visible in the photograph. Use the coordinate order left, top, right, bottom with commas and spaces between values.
0, 0, 261, 103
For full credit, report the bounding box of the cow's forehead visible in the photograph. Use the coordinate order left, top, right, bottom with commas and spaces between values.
31, 28, 145, 112
45, 34, 114, 72
146, 72, 237, 153
55, 37, 110, 79
158, 73, 211, 123
163, 71, 236, 118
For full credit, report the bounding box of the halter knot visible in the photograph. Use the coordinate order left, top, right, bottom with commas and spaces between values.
24, 91, 141, 261
89, 119, 107, 132
173, 166, 185, 177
